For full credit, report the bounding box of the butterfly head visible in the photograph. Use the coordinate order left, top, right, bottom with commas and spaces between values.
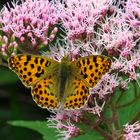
61, 56, 71, 63
62, 51, 81, 62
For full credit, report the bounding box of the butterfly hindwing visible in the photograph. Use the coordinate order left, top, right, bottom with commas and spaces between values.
72, 55, 111, 87
63, 76, 89, 109
8, 55, 58, 87
32, 74, 59, 109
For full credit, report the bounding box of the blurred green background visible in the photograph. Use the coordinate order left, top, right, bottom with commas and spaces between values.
0, 1, 51, 140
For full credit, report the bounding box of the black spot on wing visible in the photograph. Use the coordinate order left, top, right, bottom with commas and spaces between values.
37, 66, 41, 71
77, 61, 81, 67
89, 65, 93, 70
45, 60, 51, 67
30, 64, 34, 68
27, 55, 31, 61
87, 58, 90, 65
28, 72, 31, 76
83, 74, 88, 79
95, 63, 98, 67
93, 56, 97, 62
40, 58, 44, 65
24, 67, 27, 71
82, 59, 85, 65
35, 58, 38, 64
24, 62, 28, 66
35, 70, 45, 78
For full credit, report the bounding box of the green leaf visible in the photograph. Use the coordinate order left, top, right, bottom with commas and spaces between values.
117, 82, 140, 125
73, 122, 105, 140
71, 131, 104, 140
8, 120, 105, 140
119, 99, 140, 125
8, 120, 58, 140
0, 66, 19, 85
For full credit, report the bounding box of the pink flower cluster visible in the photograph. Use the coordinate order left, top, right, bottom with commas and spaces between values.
90, 74, 120, 99
47, 103, 107, 139
123, 0, 140, 28
92, 0, 140, 59
112, 50, 140, 81
0, 0, 58, 47
124, 122, 140, 140
48, 110, 82, 139
97, 19, 135, 58
0, 34, 18, 56
85, 98, 105, 116
57, 0, 112, 40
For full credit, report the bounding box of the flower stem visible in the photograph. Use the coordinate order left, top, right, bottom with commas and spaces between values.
116, 88, 125, 104
130, 111, 140, 124
94, 126, 113, 140
132, 81, 138, 97
81, 113, 113, 139
112, 105, 120, 130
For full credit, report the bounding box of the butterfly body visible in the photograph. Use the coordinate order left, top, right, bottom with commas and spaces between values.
8, 54, 111, 110
57, 57, 72, 102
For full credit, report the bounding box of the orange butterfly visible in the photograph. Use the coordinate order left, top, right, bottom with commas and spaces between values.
9, 55, 111, 109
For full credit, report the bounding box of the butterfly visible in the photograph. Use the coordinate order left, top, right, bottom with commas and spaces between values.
8, 54, 111, 110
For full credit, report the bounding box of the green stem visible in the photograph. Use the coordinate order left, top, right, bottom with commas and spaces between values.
116, 88, 125, 104
94, 126, 113, 140
103, 116, 116, 137
130, 111, 140, 124
81, 112, 113, 140
112, 106, 120, 130
132, 81, 138, 97
105, 96, 120, 139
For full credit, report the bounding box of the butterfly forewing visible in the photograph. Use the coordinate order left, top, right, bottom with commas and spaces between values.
8, 55, 59, 87
72, 55, 111, 88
